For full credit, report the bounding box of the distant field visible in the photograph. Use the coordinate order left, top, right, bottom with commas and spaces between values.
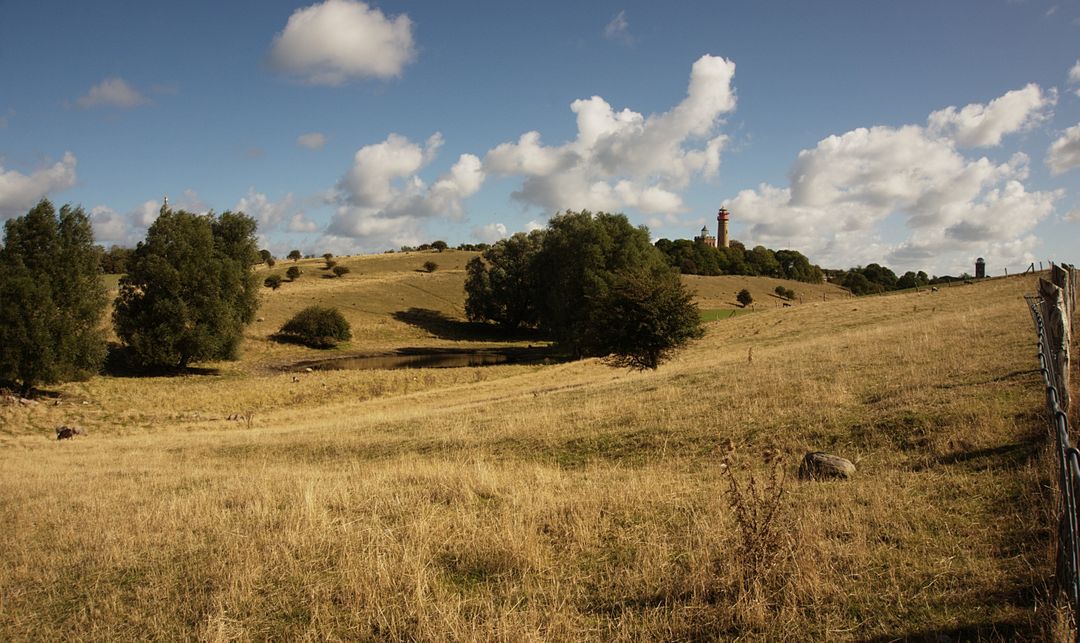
0, 259, 1062, 640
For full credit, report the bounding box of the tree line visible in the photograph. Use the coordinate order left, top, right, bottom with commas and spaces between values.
825, 264, 973, 296
465, 211, 703, 370
0, 200, 260, 396
653, 238, 825, 283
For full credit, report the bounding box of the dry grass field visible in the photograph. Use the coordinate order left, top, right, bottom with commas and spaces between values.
0, 255, 1064, 640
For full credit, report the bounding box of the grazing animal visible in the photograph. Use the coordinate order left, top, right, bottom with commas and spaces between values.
56, 427, 75, 440
930, 286, 939, 292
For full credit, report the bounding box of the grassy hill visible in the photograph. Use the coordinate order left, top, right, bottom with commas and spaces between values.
0, 259, 1061, 639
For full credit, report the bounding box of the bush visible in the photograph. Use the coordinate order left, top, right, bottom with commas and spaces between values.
264, 274, 282, 289
737, 288, 753, 307
286, 266, 301, 281
332, 265, 350, 278
325, 259, 337, 270
774, 286, 795, 300
278, 306, 351, 348
423, 260, 438, 273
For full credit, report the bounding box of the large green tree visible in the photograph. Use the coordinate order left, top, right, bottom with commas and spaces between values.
0, 200, 108, 395
464, 230, 545, 329
113, 207, 259, 368
465, 211, 702, 368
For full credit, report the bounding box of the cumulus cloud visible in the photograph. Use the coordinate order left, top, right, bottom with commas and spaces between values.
297, 132, 328, 149
603, 10, 633, 44
472, 222, 508, 244
76, 77, 149, 109
269, 0, 416, 85
926, 83, 1054, 147
1070, 60, 1080, 84
326, 133, 485, 248
235, 189, 299, 231
288, 212, 320, 233
1047, 123, 1080, 174
484, 54, 736, 216
0, 152, 78, 219
725, 85, 1062, 274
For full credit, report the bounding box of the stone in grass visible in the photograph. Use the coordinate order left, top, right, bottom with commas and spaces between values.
799, 452, 855, 480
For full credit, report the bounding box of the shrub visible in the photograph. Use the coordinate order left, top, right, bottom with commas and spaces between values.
332, 265, 350, 278
325, 259, 337, 270
286, 266, 301, 281
423, 260, 438, 273
264, 274, 282, 289
737, 288, 753, 307
278, 306, 351, 348
774, 286, 795, 300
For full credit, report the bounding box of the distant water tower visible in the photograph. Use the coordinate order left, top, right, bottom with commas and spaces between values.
975, 257, 985, 279
717, 207, 730, 248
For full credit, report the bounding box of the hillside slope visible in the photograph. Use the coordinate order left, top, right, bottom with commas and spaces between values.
0, 263, 1058, 640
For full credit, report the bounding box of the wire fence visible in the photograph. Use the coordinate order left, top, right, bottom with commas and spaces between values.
1026, 263, 1077, 633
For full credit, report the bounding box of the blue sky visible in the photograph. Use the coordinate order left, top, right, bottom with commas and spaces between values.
1, 0, 1078, 275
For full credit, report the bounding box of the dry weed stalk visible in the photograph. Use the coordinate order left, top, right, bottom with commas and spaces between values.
719, 443, 795, 621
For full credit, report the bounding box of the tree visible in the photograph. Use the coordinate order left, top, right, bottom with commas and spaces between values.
431, 240, 448, 252
322, 253, 333, 262
266, 257, 276, 268
264, 274, 282, 289
277, 306, 351, 348
594, 267, 704, 370
465, 230, 545, 329
0, 200, 108, 396
286, 266, 301, 281
259, 249, 273, 264
737, 288, 753, 307
464, 211, 702, 368
113, 207, 259, 368
423, 260, 438, 273
99, 245, 133, 274
288, 249, 302, 262
332, 265, 350, 278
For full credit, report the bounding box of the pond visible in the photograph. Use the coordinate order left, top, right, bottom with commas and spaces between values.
287, 347, 557, 372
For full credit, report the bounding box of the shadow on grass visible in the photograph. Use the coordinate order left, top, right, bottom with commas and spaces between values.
102, 343, 221, 378
392, 307, 547, 343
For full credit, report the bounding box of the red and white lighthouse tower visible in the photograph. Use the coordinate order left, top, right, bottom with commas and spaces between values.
716, 207, 730, 248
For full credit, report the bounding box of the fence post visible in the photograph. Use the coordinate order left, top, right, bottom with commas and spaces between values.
1040, 277, 1071, 412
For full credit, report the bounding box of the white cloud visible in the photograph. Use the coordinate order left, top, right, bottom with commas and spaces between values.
472, 222, 507, 244
0, 152, 78, 219
235, 189, 298, 231
287, 212, 320, 233
1064, 208, 1080, 223
724, 86, 1062, 274
525, 219, 545, 232
1047, 123, 1080, 174
269, 0, 416, 85
76, 77, 149, 109
926, 83, 1054, 147
297, 132, 328, 149
483, 54, 736, 216
327, 133, 486, 248
1069, 60, 1080, 84
89, 206, 136, 246
132, 199, 162, 227
603, 10, 633, 44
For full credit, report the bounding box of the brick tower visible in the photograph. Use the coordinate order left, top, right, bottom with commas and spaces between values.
717, 207, 730, 248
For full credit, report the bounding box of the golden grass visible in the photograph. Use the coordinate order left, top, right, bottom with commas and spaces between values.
0, 267, 1062, 640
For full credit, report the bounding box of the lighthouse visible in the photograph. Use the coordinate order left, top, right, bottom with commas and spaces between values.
717, 207, 730, 248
